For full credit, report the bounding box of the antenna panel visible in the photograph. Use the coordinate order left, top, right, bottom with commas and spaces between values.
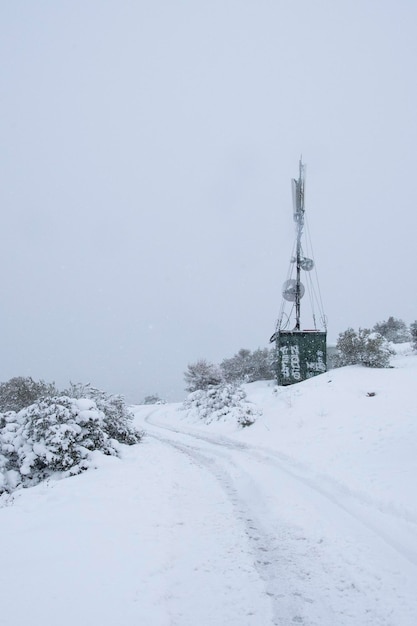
292, 179, 302, 221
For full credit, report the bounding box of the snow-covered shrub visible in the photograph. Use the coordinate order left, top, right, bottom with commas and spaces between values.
143, 394, 166, 405
0, 391, 142, 494
335, 328, 393, 368
0, 376, 58, 413
410, 321, 417, 351
181, 383, 260, 427
63, 383, 141, 445
184, 359, 224, 392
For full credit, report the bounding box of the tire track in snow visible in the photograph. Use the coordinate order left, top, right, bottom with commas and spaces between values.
146, 429, 328, 626
145, 412, 417, 568
141, 409, 417, 626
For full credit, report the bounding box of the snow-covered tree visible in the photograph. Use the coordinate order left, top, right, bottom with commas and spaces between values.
248, 347, 276, 381
372, 317, 410, 344
335, 328, 392, 368
220, 349, 251, 383
220, 348, 275, 384
184, 359, 224, 393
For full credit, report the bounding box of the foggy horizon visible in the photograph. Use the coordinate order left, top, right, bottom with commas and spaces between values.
1, 1, 416, 403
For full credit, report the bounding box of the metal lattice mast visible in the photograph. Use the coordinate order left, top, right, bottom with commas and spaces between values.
292, 158, 305, 330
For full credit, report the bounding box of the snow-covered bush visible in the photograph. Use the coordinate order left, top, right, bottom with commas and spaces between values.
142, 394, 166, 405
0, 376, 58, 413
335, 328, 393, 368
0, 391, 142, 494
63, 383, 141, 445
181, 383, 260, 427
410, 321, 417, 351
184, 359, 224, 392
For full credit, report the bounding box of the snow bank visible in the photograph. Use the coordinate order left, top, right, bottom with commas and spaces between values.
149, 352, 417, 524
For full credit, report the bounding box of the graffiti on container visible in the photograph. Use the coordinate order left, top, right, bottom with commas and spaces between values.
279, 344, 301, 381
306, 350, 326, 376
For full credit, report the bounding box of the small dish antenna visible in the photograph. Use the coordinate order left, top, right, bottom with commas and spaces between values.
282, 278, 305, 302
300, 257, 314, 271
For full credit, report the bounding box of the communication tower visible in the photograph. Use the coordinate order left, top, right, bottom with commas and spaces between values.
270, 159, 327, 385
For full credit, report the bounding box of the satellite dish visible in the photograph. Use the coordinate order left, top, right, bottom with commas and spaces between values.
282, 279, 305, 302
300, 257, 314, 271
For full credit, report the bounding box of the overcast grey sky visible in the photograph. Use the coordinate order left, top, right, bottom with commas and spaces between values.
1, 1, 416, 402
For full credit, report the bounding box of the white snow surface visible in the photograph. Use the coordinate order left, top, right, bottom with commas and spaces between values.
1, 350, 417, 625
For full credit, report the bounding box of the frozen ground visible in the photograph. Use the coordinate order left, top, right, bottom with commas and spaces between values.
1, 349, 416, 625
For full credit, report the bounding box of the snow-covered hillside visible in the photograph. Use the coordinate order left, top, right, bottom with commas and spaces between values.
1, 350, 416, 625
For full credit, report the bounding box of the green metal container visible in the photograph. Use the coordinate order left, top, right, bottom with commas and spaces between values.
275, 331, 327, 385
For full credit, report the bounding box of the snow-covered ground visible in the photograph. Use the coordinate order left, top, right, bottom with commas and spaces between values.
1, 349, 416, 625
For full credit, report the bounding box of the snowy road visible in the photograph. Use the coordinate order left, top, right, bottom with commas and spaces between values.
1, 400, 416, 626
140, 405, 417, 626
